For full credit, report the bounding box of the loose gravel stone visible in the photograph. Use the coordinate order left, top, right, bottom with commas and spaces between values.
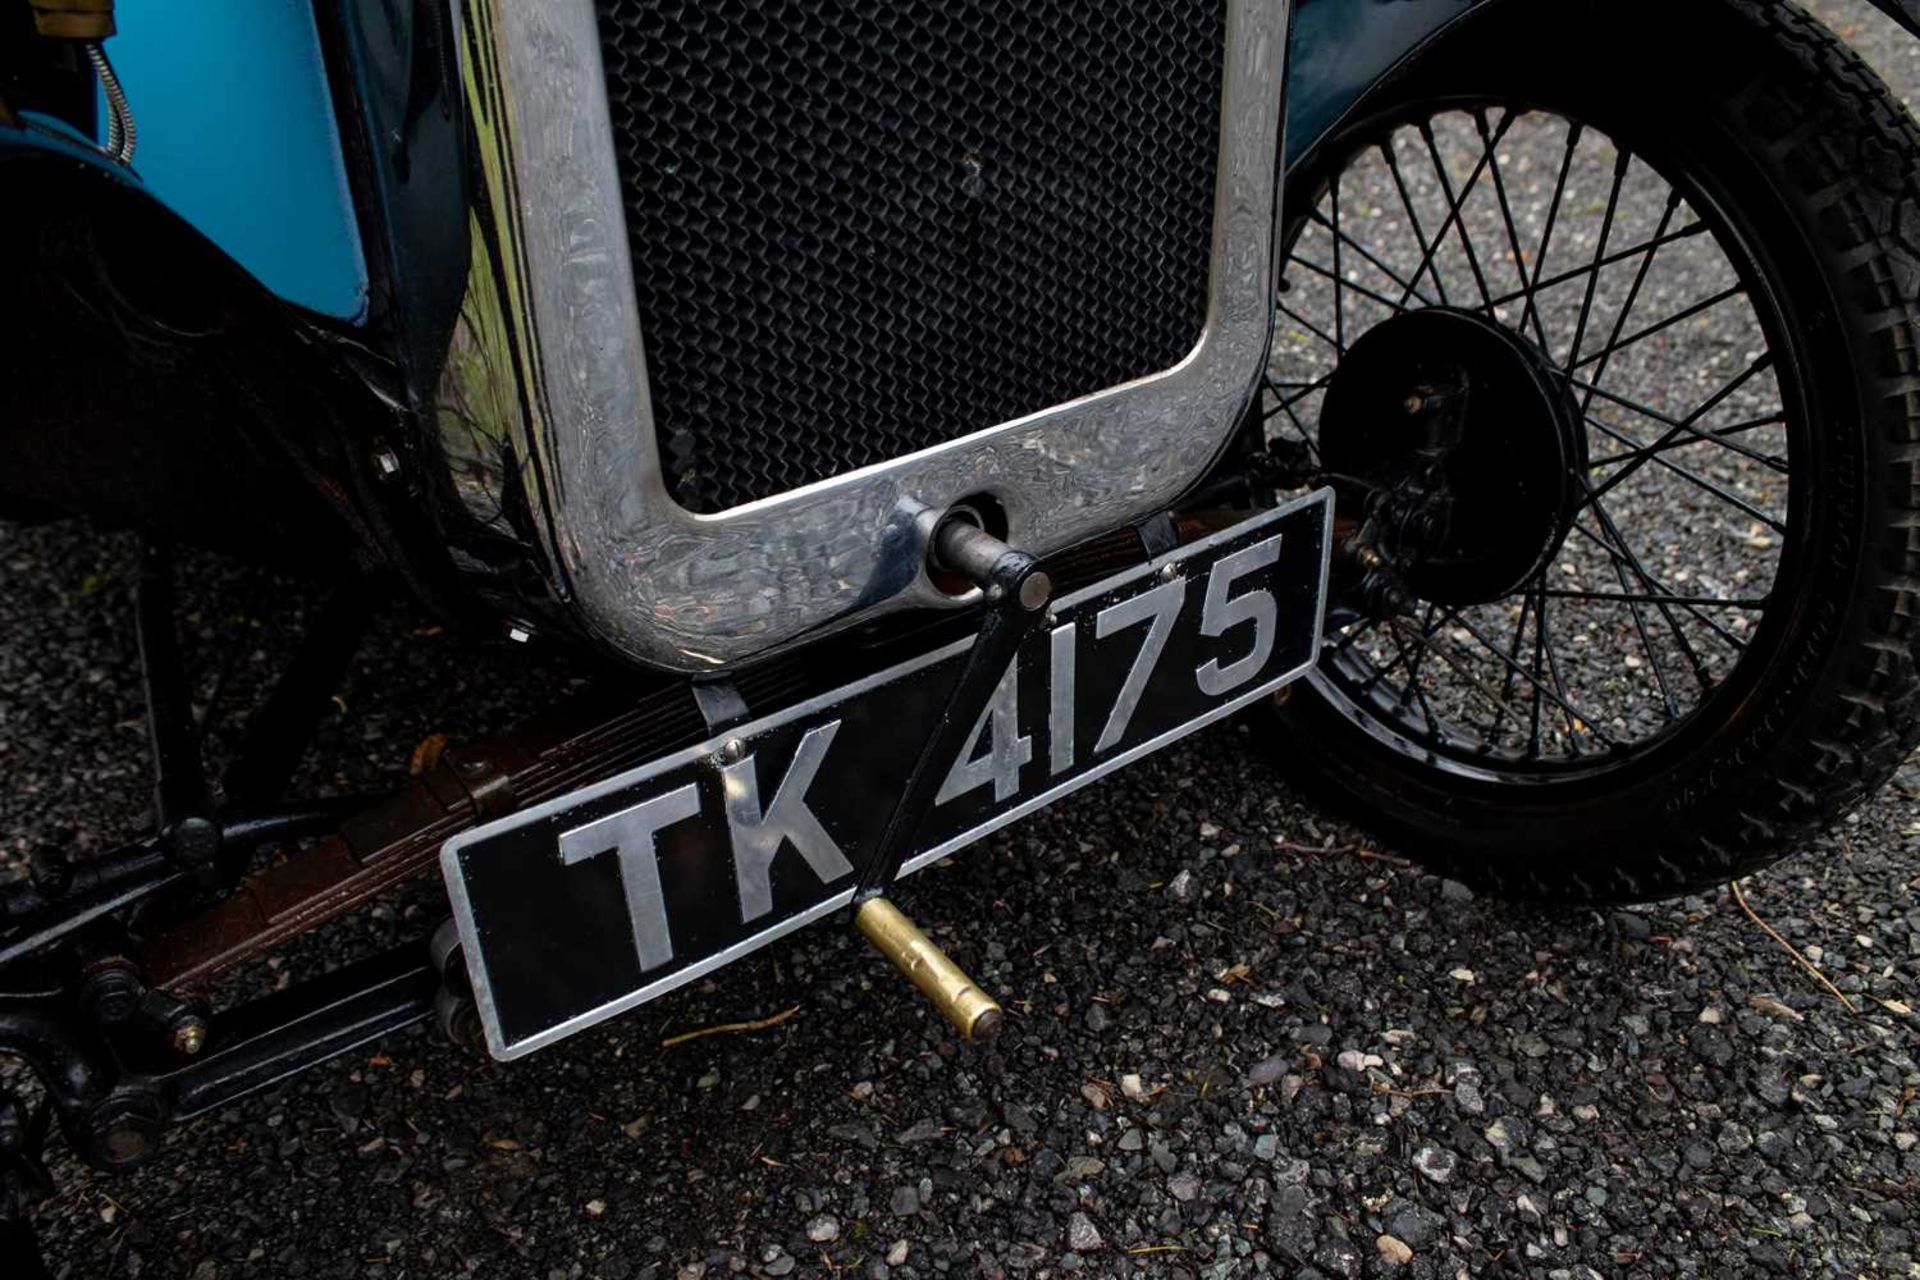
1064, 1212, 1102, 1253
1247, 1052, 1288, 1086
1412, 1146, 1457, 1185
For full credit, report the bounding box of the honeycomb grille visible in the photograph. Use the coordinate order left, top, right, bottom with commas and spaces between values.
595, 0, 1227, 513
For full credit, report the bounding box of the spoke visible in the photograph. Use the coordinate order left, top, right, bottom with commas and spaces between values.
1264, 371, 1335, 415
1357, 642, 1417, 694
1261, 374, 1326, 463
1587, 413, 1789, 473
1518, 120, 1585, 352
1381, 139, 1452, 307
1581, 351, 1776, 508
1391, 602, 1441, 714
1421, 116, 1501, 313
1328, 616, 1382, 658
1709, 409, 1789, 438
1276, 398, 1323, 462
1484, 220, 1708, 313
1306, 211, 1441, 308
1566, 148, 1631, 371
1476, 108, 1553, 351
1406, 661, 1444, 738
1618, 573, 1682, 722
1437, 600, 1618, 750
1276, 300, 1342, 354
1578, 187, 1683, 416
1540, 588, 1770, 609
1575, 481, 1725, 686
1533, 590, 1589, 754
1567, 388, 1695, 722
1288, 256, 1412, 317
1568, 517, 1747, 658
1411, 626, 1538, 733
1583, 416, 1788, 535
1393, 115, 1511, 310
1346, 615, 1451, 739
1570, 399, 1692, 720
1488, 590, 1534, 743
1575, 379, 1790, 476
1526, 589, 1547, 756
1262, 371, 1333, 460
1344, 607, 1558, 754
1567, 283, 1746, 373
1330, 175, 1345, 353
1565, 502, 1685, 720
1382, 609, 1447, 741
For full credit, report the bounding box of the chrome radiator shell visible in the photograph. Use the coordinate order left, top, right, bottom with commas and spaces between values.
437, 0, 1290, 673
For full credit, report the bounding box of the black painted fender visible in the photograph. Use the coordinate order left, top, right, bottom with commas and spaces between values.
1286, 0, 1920, 173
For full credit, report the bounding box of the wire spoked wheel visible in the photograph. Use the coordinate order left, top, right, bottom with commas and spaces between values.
1256, 0, 1920, 903
1268, 102, 1800, 781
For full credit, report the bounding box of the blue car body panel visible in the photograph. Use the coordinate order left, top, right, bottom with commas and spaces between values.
2, 0, 1494, 329
92, 0, 367, 321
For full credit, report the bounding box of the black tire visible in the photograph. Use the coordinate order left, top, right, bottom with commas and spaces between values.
1263, 0, 1920, 903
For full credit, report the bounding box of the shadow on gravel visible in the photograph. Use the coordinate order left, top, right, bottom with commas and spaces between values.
6, 519, 1916, 1279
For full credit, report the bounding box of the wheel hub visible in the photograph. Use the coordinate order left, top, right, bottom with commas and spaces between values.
1319, 307, 1586, 607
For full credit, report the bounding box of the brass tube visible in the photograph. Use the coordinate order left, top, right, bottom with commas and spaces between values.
853, 897, 1002, 1043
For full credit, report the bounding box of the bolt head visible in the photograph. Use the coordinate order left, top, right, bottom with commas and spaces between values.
1017, 571, 1052, 613
719, 738, 747, 764
86, 1093, 166, 1171
101, 1123, 151, 1164
172, 1018, 207, 1056
373, 449, 401, 477
1402, 392, 1427, 415
1157, 563, 1179, 583
82, 962, 142, 1025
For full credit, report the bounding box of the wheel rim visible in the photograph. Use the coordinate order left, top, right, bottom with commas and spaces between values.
1267, 103, 1805, 782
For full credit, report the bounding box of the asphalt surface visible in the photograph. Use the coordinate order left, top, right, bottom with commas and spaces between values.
6, 3, 1920, 1277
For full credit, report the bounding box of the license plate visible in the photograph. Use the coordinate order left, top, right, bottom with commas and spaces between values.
442, 492, 1332, 1058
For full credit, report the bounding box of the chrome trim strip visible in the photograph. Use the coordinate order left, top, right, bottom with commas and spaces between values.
442, 491, 1331, 1060
447, 1, 1290, 672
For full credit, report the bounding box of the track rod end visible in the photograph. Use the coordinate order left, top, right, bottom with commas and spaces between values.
853, 897, 1003, 1043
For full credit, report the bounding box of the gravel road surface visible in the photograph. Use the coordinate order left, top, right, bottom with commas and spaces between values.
5, 3, 1919, 1277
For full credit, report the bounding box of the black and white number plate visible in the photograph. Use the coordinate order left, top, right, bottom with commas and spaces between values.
442, 492, 1332, 1058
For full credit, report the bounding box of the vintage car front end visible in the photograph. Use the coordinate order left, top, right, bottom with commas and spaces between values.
9, 0, 1920, 1268
432, 0, 1290, 673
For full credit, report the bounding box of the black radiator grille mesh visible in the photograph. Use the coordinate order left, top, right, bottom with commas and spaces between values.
594, 0, 1227, 513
